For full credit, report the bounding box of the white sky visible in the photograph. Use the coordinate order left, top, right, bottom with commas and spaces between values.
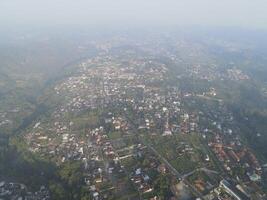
1, 0, 267, 29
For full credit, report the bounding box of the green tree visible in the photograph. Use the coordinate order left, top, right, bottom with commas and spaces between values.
153, 174, 171, 199
49, 182, 67, 200
58, 161, 83, 199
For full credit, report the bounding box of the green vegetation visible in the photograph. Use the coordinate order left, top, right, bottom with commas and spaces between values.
0, 137, 90, 200
108, 131, 122, 140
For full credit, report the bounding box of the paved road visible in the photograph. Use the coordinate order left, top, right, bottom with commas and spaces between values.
144, 142, 206, 200
123, 106, 206, 199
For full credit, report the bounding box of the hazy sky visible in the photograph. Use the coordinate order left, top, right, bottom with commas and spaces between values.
1, 0, 267, 30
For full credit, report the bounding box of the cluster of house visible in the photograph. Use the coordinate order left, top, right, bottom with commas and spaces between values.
193, 95, 266, 199
88, 119, 171, 199
131, 167, 153, 194
209, 137, 261, 179
129, 153, 168, 195
21, 49, 266, 199
184, 57, 250, 82
227, 68, 250, 81
25, 54, 199, 161
83, 127, 114, 200
176, 142, 194, 157
0, 109, 19, 132
0, 181, 49, 200
203, 179, 250, 200
25, 120, 91, 164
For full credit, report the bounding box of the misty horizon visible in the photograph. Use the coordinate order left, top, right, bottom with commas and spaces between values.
1, 0, 267, 31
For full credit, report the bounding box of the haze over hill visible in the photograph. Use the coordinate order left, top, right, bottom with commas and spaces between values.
1, 0, 267, 30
